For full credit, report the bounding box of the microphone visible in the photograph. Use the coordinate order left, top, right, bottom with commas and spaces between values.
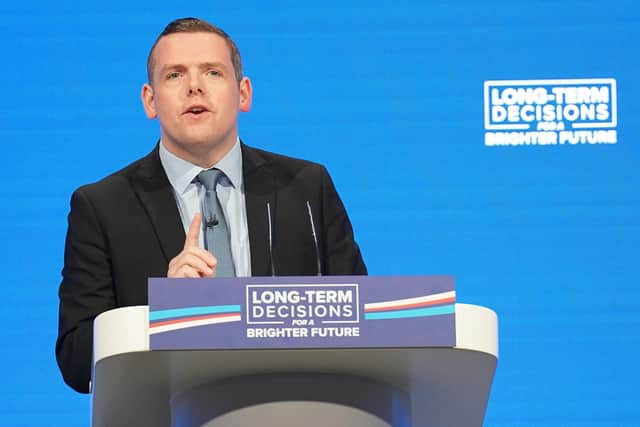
205, 215, 219, 228
266, 202, 276, 276
306, 201, 322, 276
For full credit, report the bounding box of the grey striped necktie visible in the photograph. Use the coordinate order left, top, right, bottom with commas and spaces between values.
195, 168, 236, 277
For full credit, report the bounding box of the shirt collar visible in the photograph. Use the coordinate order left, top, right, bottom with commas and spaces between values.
159, 138, 243, 195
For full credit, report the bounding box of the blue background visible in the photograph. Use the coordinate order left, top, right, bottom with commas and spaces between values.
1, 1, 638, 426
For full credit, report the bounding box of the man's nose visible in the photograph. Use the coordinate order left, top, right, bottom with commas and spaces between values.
187, 74, 205, 95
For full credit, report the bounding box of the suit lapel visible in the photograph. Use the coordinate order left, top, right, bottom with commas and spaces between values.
130, 146, 185, 263
242, 144, 276, 276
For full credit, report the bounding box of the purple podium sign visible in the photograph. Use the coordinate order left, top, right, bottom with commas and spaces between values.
148, 275, 455, 350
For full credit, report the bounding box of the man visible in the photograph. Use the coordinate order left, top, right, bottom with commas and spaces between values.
56, 18, 366, 393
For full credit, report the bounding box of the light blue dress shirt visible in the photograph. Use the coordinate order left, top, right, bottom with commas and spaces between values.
159, 139, 252, 276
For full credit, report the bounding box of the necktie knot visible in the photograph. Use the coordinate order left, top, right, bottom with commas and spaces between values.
196, 168, 224, 191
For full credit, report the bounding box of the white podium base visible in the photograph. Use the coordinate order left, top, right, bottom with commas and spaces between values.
92, 303, 498, 427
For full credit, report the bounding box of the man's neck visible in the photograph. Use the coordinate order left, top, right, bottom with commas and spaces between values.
160, 137, 237, 169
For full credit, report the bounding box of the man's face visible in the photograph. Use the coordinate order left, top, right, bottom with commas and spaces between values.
141, 32, 252, 166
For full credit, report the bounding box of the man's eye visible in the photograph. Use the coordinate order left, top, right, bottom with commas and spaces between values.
167, 72, 181, 80
207, 70, 220, 77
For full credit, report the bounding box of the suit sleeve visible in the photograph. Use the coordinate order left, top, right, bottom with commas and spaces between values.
56, 188, 117, 393
319, 167, 367, 275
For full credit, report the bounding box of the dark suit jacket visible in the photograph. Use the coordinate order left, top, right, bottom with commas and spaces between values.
56, 143, 366, 393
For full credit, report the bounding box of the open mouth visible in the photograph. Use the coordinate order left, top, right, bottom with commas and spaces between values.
185, 106, 209, 115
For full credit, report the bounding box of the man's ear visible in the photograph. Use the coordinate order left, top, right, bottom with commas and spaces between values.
239, 77, 253, 112
141, 83, 157, 119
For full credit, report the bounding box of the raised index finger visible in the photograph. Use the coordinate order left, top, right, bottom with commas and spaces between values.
185, 213, 202, 249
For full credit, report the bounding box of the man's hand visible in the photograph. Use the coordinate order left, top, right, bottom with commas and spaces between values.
167, 213, 217, 278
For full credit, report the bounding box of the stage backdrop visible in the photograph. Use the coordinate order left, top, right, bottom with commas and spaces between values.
1, 1, 638, 426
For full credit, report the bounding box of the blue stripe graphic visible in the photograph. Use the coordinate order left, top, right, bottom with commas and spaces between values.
364, 304, 455, 320
149, 305, 241, 321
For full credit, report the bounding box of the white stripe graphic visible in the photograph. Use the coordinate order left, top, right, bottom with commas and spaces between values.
364, 291, 456, 311
149, 314, 241, 335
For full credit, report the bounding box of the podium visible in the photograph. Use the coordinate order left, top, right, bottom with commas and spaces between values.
92, 300, 498, 427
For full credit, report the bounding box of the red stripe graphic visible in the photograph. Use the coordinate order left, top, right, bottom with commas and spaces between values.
150, 312, 240, 328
